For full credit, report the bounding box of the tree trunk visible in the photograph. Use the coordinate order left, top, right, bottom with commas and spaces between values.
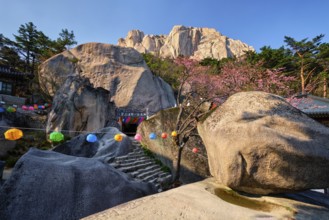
173, 145, 184, 183
301, 59, 305, 94
324, 77, 327, 98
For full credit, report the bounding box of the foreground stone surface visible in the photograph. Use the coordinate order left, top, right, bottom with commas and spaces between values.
0, 148, 156, 220
83, 178, 329, 220
197, 91, 329, 195
118, 25, 254, 60
39, 43, 176, 115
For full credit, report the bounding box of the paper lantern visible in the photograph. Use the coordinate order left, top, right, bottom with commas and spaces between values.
22, 105, 28, 111
38, 105, 45, 109
149, 133, 157, 140
33, 104, 38, 110
6, 106, 16, 113
192, 148, 199, 153
134, 133, 142, 141
4, 128, 23, 140
125, 116, 131, 124
161, 132, 168, 139
0, 107, 5, 113
114, 134, 123, 142
86, 134, 98, 143
28, 106, 34, 111
137, 117, 145, 125
49, 131, 64, 142
171, 131, 177, 137
131, 117, 139, 124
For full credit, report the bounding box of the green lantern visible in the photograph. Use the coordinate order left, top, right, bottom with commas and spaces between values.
6, 106, 16, 113
49, 131, 64, 142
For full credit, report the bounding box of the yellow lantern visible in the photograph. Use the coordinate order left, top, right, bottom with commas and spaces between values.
171, 131, 178, 137
4, 128, 23, 140
114, 134, 123, 142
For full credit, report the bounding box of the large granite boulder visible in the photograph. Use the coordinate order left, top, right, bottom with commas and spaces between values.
118, 25, 254, 60
137, 108, 210, 184
0, 148, 157, 220
53, 127, 132, 162
39, 43, 176, 115
46, 75, 116, 136
197, 91, 329, 195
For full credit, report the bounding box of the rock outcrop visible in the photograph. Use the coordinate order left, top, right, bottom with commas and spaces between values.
197, 91, 329, 195
53, 127, 132, 160
137, 108, 210, 184
118, 25, 254, 60
46, 76, 116, 136
0, 148, 157, 220
38, 43, 176, 115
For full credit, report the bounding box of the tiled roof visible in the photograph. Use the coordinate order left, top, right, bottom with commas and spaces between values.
295, 95, 329, 117
0, 66, 33, 77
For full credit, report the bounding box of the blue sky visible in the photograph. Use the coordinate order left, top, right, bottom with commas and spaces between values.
1, 0, 328, 52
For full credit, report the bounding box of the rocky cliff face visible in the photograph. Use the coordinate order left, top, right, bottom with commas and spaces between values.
46, 76, 117, 136
118, 25, 254, 60
38, 43, 176, 115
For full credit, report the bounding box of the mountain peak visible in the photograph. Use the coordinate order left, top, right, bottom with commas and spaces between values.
118, 25, 254, 60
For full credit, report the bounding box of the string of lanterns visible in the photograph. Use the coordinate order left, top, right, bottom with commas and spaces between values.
1, 126, 199, 153
134, 130, 199, 154
0, 103, 51, 113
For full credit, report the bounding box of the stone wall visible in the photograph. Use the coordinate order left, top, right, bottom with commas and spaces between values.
137, 107, 210, 184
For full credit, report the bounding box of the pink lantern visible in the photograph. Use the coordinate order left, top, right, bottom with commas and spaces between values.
28, 106, 34, 111
134, 133, 142, 141
22, 105, 28, 111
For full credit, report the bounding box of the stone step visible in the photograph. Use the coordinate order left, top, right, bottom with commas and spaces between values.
115, 153, 145, 162
115, 156, 149, 165
132, 142, 142, 147
129, 165, 160, 178
118, 161, 154, 173
142, 171, 165, 182
126, 151, 145, 157
114, 155, 130, 161
158, 174, 173, 184
116, 158, 154, 168
158, 172, 170, 178
110, 139, 172, 192
136, 167, 162, 179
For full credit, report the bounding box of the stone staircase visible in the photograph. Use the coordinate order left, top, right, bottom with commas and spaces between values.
109, 138, 172, 192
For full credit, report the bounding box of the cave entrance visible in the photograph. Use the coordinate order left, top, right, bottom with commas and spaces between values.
121, 123, 139, 136
116, 108, 147, 136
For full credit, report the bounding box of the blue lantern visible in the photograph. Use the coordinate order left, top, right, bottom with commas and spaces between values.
149, 132, 157, 140
86, 134, 98, 143
0, 107, 5, 113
